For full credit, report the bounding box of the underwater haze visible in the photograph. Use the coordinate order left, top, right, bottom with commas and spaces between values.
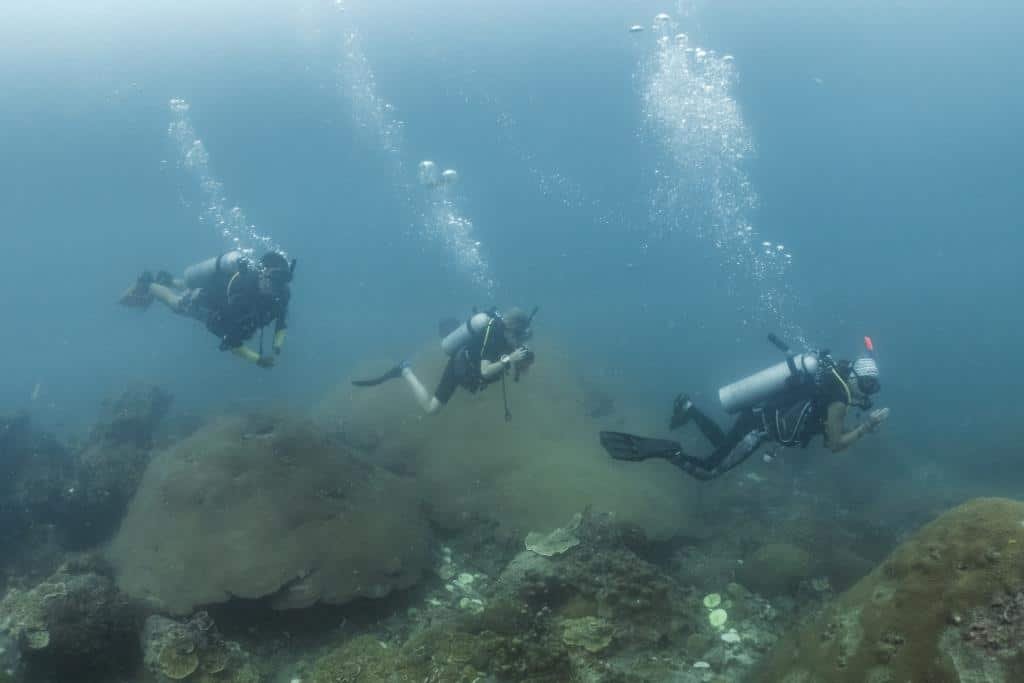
6, 2, 1024, 682
2, 0, 1023, 472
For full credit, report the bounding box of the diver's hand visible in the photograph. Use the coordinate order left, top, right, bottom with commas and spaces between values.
866, 407, 890, 431
508, 347, 531, 364
256, 355, 276, 369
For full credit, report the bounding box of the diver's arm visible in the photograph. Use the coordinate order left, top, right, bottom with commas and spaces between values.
480, 347, 530, 380
826, 402, 888, 453
480, 356, 511, 380
231, 345, 274, 368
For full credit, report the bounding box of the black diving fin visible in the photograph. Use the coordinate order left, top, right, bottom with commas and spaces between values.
599, 431, 682, 462
352, 363, 405, 387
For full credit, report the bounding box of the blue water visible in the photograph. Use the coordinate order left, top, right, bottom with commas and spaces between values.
2, 0, 1021, 475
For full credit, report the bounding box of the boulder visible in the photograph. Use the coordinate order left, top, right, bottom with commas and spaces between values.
90, 382, 172, 449
754, 497, 1024, 682
0, 414, 74, 561
737, 542, 815, 597
107, 415, 432, 614
64, 384, 173, 547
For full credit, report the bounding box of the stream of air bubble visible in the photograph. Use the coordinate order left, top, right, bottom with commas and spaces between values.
330, 3, 495, 297
167, 98, 285, 258
638, 8, 804, 344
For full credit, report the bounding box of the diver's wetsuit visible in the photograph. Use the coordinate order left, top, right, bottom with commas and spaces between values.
178, 265, 290, 352
671, 364, 854, 480
434, 316, 515, 405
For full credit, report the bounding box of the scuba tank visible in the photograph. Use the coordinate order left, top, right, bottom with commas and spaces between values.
440, 312, 494, 356
183, 251, 246, 289
718, 334, 821, 414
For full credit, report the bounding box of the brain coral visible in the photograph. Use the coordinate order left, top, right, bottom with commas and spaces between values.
107, 415, 431, 614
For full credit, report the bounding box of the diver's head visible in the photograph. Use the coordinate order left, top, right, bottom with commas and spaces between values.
502, 307, 533, 346
258, 251, 294, 295
849, 356, 881, 398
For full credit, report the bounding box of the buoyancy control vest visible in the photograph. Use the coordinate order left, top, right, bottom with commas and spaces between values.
439, 310, 513, 392
758, 359, 854, 447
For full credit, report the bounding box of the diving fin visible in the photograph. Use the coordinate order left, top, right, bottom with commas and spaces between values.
118, 272, 155, 309
599, 431, 681, 462
352, 362, 408, 388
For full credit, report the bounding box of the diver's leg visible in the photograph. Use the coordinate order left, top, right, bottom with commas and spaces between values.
149, 283, 188, 313
670, 457, 722, 481
679, 416, 766, 480
689, 411, 760, 470
671, 394, 729, 446
403, 362, 449, 415
688, 406, 729, 447
154, 270, 184, 290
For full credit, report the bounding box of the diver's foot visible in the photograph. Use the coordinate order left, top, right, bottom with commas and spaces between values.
388, 360, 412, 379
118, 271, 155, 308
669, 393, 693, 430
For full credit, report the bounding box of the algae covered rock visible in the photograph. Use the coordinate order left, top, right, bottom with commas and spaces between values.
0, 559, 140, 678
0, 630, 18, 679
0, 413, 73, 549
108, 416, 431, 614
310, 621, 570, 683
737, 542, 814, 597
754, 497, 1024, 682
65, 383, 173, 548
499, 510, 693, 653
90, 382, 172, 448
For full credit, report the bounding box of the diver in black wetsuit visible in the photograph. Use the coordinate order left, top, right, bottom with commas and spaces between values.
352, 307, 536, 416
601, 352, 890, 481
119, 251, 294, 368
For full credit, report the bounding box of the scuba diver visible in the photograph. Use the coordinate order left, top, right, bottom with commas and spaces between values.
353, 307, 536, 417
118, 250, 295, 368
600, 335, 891, 480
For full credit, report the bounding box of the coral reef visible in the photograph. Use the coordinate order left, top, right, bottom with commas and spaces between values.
141, 612, 262, 683
107, 415, 432, 614
307, 510, 781, 683
754, 497, 1024, 682
0, 557, 140, 679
